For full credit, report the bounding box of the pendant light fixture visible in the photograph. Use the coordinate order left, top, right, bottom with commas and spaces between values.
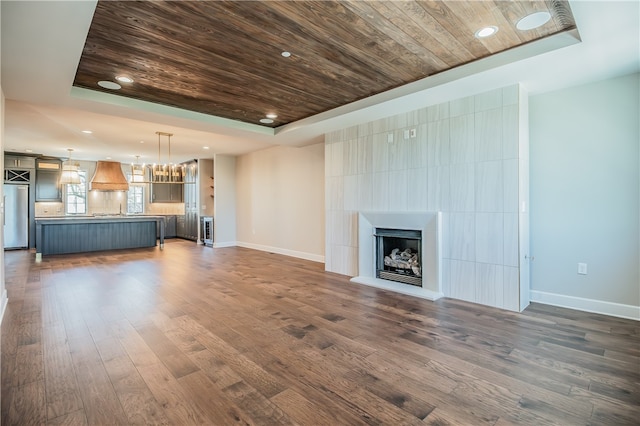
130, 155, 145, 183
59, 148, 81, 185
151, 131, 184, 183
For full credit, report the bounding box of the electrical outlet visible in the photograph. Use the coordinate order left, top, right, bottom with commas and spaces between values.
409, 128, 417, 138
578, 263, 588, 275
403, 129, 410, 140
387, 133, 394, 144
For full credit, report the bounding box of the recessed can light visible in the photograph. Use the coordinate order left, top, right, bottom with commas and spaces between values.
82, 130, 93, 134
25, 149, 33, 153
266, 113, 278, 119
281, 51, 291, 58
203, 146, 210, 150
106, 156, 112, 160
516, 11, 551, 31
260, 118, 274, 124
115, 75, 134, 83
97, 80, 122, 90
475, 26, 498, 38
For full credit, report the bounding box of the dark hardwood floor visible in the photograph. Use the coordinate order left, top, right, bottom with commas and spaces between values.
2, 240, 639, 425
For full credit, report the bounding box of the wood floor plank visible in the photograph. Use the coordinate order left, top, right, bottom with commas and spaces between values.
102, 354, 173, 425
7, 380, 46, 425
135, 322, 200, 379
222, 380, 295, 425
2, 242, 639, 425
344, 367, 435, 420
109, 319, 163, 369
569, 385, 640, 426
176, 370, 256, 425
12, 343, 44, 388
188, 348, 244, 389
270, 388, 343, 426
195, 328, 288, 399
136, 363, 208, 425
16, 310, 41, 346
67, 337, 129, 425
262, 353, 376, 425
43, 341, 84, 421
424, 407, 482, 426
47, 409, 88, 426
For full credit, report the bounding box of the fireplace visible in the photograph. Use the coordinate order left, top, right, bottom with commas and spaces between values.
351, 211, 442, 301
375, 228, 422, 287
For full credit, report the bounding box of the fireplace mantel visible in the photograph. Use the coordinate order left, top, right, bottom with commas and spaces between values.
351, 211, 443, 301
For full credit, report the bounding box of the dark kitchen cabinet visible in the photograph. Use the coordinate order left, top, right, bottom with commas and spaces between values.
35, 158, 62, 202
5, 155, 35, 169
150, 183, 183, 203
182, 161, 198, 241
176, 215, 185, 238
156, 215, 177, 239
174, 161, 198, 241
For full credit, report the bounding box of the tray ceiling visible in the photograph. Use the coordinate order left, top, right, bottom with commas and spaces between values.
74, 1, 576, 129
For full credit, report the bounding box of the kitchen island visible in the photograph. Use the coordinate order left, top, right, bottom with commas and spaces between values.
35, 215, 165, 260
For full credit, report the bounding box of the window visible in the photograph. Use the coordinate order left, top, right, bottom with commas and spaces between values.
65, 170, 87, 214
127, 174, 144, 214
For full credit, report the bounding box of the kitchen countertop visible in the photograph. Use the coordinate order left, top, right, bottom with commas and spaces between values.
35, 215, 165, 223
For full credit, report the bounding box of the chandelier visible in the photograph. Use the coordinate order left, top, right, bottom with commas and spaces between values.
151, 131, 184, 183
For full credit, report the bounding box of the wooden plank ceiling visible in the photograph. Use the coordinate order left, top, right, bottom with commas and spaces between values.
73, 0, 575, 128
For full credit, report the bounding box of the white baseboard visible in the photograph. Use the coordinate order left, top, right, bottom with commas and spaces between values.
213, 241, 236, 248
530, 290, 640, 321
235, 241, 325, 263
0, 289, 8, 325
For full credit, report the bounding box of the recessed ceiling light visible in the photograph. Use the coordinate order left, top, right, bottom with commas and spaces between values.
139, 140, 144, 144
203, 146, 210, 150
25, 149, 33, 153
106, 157, 112, 160
115, 75, 134, 83
281, 51, 291, 58
266, 113, 278, 119
97, 80, 122, 90
475, 26, 498, 38
516, 11, 552, 31
82, 130, 93, 134
260, 118, 274, 124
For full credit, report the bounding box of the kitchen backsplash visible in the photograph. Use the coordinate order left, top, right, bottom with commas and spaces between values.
35, 192, 185, 217
145, 203, 185, 215
35, 202, 65, 217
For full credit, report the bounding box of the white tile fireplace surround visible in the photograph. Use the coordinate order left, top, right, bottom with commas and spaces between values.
352, 211, 443, 300
325, 84, 530, 312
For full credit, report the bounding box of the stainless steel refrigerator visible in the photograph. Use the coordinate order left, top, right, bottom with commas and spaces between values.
4, 184, 29, 249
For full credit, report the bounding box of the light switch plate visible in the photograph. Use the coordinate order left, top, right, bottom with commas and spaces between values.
578, 263, 588, 275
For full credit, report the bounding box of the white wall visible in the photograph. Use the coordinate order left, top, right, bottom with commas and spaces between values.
530, 73, 640, 319
325, 85, 528, 312
213, 154, 237, 247
199, 158, 214, 217
235, 144, 325, 262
